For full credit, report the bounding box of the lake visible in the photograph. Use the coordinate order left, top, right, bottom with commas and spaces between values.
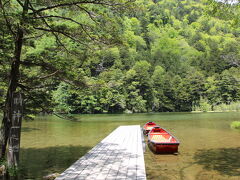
19, 112, 240, 180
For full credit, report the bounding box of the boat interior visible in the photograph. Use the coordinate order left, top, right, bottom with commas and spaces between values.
149, 127, 177, 143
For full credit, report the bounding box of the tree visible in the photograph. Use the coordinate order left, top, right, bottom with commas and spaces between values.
205, 76, 221, 109
172, 75, 192, 111
207, 0, 240, 26
152, 65, 165, 111
132, 61, 153, 110
125, 69, 147, 112
184, 69, 206, 109
0, 0, 134, 170
1, 0, 240, 174
218, 68, 240, 104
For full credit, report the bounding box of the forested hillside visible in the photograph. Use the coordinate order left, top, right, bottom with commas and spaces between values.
1, 0, 240, 115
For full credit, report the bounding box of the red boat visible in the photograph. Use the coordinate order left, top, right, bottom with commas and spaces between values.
148, 126, 180, 154
143, 121, 157, 135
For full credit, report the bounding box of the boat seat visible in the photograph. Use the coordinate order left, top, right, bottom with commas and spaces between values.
151, 135, 171, 143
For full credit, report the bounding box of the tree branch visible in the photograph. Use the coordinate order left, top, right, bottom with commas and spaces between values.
0, 0, 16, 36
28, 2, 76, 54
15, 0, 24, 8
29, 0, 126, 15
18, 83, 56, 90
31, 15, 99, 42
74, 5, 100, 24
31, 15, 87, 27
38, 70, 59, 79
20, 60, 85, 87
23, 33, 45, 40
33, 27, 90, 47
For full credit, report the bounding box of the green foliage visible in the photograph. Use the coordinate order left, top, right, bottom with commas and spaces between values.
53, 83, 73, 114
230, 121, 240, 129
213, 101, 240, 112
194, 97, 212, 112
206, 0, 240, 26
218, 69, 240, 104
0, 158, 19, 177
7, 165, 19, 177
51, 0, 240, 113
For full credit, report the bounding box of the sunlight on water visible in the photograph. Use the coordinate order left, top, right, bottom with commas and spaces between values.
20, 112, 240, 179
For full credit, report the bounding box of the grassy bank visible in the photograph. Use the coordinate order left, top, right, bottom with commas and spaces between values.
193, 101, 240, 112
231, 121, 240, 129
213, 102, 240, 112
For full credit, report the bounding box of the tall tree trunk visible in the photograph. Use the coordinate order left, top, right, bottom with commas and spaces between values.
0, 0, 28, 163
0, 27, 23, 160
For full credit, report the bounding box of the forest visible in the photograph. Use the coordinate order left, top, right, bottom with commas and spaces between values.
0, 0, 239, 176
0, 0, 240, 117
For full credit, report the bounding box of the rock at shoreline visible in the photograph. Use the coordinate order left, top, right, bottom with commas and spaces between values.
0, 165, 6, 176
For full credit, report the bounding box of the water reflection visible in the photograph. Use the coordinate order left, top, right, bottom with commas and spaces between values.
20, 145, 91, 179
19, 112, 240, 179
21, 127, 40, 132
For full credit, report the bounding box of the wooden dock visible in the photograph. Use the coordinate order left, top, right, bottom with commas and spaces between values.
56, 125, 146, 180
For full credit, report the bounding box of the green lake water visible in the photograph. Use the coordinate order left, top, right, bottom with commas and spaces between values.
19, 112, 240, 180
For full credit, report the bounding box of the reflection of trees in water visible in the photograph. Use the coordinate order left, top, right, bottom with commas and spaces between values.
21, 127, 40, 132
194, 147, 240, 176
19, 145, 91, 179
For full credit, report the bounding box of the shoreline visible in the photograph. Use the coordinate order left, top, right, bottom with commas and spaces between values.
191, 110, 239, 113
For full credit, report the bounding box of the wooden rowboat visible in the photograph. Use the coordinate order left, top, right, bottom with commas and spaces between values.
143, 121, 157, 135
148, 126, 180, 154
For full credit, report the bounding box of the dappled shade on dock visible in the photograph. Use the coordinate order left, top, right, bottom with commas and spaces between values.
55, 125, 146, 180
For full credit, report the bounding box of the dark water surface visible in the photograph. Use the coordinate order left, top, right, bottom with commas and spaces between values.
20, 112, 240, 180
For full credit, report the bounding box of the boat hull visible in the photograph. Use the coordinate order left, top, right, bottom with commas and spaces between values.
148, 141, 179, 154
143, 121, 157, 135
147, 126, 180, 154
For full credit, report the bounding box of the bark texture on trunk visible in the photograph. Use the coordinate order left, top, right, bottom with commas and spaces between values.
7, 93, 23, 167
0, 27, 23, 160
0, 0, 29, 164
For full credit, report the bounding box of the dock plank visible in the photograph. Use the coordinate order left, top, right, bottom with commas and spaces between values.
55, 125, 146, 180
